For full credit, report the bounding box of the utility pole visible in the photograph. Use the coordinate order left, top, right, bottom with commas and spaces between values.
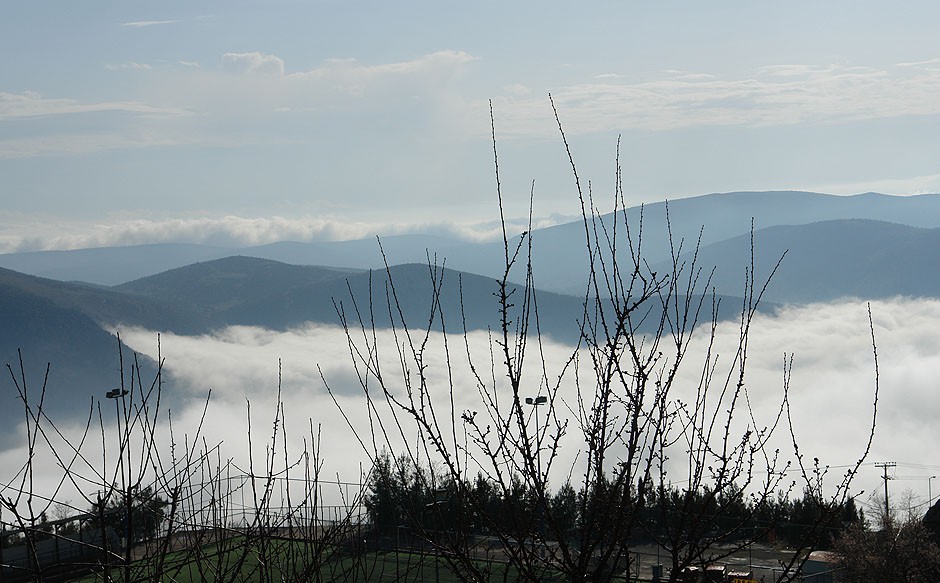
875, 462, 897, 523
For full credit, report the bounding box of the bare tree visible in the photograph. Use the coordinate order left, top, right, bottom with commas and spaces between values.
326, 100, 880, 582
836, 516, 940, 583
0, 102, 880, 582
1, 341, 373, 582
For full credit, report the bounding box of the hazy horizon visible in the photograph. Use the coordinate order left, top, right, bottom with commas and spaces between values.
5, 2, 940, 253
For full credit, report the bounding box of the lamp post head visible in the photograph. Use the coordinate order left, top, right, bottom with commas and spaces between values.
525, 396, 547, 406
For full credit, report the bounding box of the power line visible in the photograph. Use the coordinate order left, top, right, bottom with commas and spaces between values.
875, 461, 897, 519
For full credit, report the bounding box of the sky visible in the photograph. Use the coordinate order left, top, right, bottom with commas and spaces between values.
3, 1, 940, 252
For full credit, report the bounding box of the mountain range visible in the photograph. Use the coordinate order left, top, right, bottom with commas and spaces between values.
4, 190, 940, 432
663, 218, 940, 304
5, 191, 940, 293
0, 257, 587, 431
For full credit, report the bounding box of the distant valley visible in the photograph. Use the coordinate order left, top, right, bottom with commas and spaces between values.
4, 190, 940, 431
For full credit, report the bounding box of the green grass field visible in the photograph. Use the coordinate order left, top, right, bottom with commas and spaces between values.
67, 538, 569, 583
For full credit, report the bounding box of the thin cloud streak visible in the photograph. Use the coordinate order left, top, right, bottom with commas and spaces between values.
121, 20, 178, 28
0, 131, 197, 160
0, 50, 478, 159
488, 60, 940, 137
0, 91, 186, 121
105, 62, 153, 71
9, 52, 938, 161
0, 213, 575, 253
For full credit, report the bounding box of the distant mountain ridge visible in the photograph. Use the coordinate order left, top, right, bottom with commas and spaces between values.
660, 219, 940, 304
0, 268, 169, 440
505, 191, 940, 295
0, 258, 560, 431
0, 243, 233, 287
1, 252, 752, 430
5, 189, 940, 433
116, 257, 598, 341
116, 256, 362, 318
5, 191, 940, 290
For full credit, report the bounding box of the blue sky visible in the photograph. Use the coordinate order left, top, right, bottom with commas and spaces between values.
3, 1, 940, 251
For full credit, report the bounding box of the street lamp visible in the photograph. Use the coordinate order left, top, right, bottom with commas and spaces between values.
525, 396, 548, 540
105, 388, 131, 547
105, 388, 127, 442
524, 396, 547, 475
930, 476, 936, 505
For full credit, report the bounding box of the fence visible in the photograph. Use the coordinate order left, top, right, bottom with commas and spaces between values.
0, 474, 842, 582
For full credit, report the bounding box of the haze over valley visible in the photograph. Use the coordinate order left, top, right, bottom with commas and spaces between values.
3, 190, 940, 508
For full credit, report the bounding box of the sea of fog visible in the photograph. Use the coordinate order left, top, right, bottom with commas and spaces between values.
3, 298, 938, 521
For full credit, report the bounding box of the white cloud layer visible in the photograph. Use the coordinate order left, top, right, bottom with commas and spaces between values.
0, 50, 478, 159
222, 52, 285, 76
2, 298, 936, 513
95, 298, 940, 512
488, 60, 940, 137
7, 52, 939, 162
0, 213, 574, 253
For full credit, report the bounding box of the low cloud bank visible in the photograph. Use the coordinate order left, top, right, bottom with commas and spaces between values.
114, 298, 939, 511
2, 298, 935, 515
0, 213, 575, 253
